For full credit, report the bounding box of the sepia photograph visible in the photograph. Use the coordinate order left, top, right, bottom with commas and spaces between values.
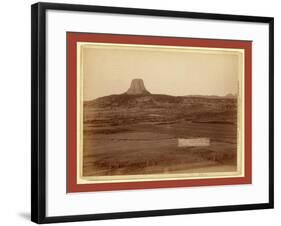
76, 41, 245, 183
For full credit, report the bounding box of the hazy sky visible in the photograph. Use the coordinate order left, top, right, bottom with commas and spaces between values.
81, 44, 241, 101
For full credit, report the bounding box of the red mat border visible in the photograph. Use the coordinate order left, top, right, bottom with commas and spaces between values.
67, 32, 252, 193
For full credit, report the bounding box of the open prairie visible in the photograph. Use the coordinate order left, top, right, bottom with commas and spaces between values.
82, 94, 238, 176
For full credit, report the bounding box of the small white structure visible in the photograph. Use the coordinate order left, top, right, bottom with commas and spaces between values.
178, 138, 210, 147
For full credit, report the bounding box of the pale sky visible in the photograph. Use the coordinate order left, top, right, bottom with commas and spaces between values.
81, 44, 241, 101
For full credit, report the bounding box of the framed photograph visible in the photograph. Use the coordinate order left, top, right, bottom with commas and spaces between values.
31, 2, 274, 224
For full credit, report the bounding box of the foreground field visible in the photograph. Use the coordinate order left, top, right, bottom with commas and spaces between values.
83, 94, 237, 177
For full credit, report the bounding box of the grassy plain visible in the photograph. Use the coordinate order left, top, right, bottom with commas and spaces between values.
83, 94, 237, 176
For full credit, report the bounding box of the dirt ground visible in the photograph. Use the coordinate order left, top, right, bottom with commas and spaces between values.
82, 95, 237, 177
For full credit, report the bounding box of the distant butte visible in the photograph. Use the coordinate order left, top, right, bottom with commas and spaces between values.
126, 79, 151, 95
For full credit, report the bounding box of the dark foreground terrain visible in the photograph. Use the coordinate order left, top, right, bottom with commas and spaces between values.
83, 94, 237, 177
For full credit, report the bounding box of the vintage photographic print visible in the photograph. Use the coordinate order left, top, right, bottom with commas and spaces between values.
67, 33, 252, 192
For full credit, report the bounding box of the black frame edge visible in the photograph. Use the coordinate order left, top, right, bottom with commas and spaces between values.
31, 2, 47, 224
36, 1, 273, 23
42, 203, 272, 224
31, 3, 39, 223
268, 18, 274, 209
31, 2, 274, 224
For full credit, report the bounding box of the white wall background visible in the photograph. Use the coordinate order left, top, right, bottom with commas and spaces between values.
0, 0, 278, 225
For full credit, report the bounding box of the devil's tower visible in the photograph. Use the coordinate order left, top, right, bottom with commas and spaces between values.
126, 79, 150, 95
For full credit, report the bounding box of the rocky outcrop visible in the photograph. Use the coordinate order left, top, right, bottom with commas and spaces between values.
225, 93, 236, 99
126, 79, 150, 95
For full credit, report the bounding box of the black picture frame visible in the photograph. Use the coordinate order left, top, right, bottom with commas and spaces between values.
31, 2, 274, 224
